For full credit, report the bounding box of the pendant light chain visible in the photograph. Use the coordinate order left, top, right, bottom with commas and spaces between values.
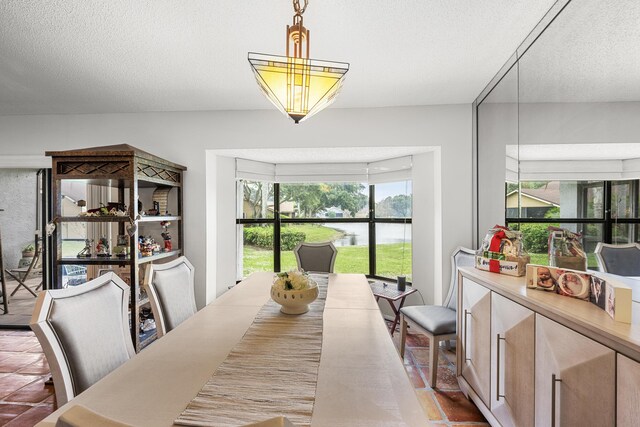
293, 0, 308, 16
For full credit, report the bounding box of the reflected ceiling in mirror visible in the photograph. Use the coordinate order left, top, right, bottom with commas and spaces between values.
519, 0, 640, 103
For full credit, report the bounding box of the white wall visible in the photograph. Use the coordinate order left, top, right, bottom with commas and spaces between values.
0, 104, 472, 307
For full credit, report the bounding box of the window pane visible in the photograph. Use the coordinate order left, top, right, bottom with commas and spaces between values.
238, 224, 274, 279
612, 223, 638, 244
611, 180, 637, 219
280, 223, 369, 274
374, 181, 412, 218
509, 222, 602, 269
375, 223, 412, 281
279, 183, 368, 219
507, 181, 604, 219
237, 180, 274, 219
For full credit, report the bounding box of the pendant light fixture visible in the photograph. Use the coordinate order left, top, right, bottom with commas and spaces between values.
248, 0, 349, 124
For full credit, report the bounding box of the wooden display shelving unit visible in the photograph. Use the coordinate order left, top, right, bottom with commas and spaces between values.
47, 144, 186, 351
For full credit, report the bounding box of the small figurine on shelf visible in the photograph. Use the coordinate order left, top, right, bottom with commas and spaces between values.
113, 235, 129, 258
77, 239, 93, 258
139, 235, 155, 257
96, 237, 111, 257
161, 221, 172, 252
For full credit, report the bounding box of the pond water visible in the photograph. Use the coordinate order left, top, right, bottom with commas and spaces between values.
323, 222, 411, 247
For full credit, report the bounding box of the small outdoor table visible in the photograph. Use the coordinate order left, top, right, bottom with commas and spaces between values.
369, 281, 417, 336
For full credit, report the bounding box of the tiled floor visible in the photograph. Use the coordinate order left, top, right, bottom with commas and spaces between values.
0, 329, 55, 427
391, 324, 489, 426
0, 325, 486, 426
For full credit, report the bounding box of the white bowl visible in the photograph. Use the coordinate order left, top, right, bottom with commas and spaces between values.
271, 281, 319, 314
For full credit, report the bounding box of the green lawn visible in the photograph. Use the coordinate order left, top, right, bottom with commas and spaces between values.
243, 242, 412, 280
280, 223, 344, 242
527, 252, 599, 269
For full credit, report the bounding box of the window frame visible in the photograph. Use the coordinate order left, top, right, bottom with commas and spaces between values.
236, 182, 412, 282
505, 179, 640, 252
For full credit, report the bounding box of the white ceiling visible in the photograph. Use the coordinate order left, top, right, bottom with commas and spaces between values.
0, 0, 557, 115
518, 0, 640, 103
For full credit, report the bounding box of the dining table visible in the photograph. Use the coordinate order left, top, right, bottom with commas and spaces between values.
37, 272, 430, 426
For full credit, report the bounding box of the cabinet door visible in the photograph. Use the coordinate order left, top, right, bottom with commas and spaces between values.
617, 354, 640, 427
535, 315, 615, 427
491, 293, 535, 427
460, 278, 491, 406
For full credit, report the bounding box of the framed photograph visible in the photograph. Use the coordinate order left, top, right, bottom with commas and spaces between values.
589, 276, 607, 309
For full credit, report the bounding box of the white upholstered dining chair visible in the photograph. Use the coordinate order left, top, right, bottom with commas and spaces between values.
30, 273, 135, 406
594, 242, 640, 276
399, 246, 475, 387
293, 242, 337, 273
143, 256, 196, 338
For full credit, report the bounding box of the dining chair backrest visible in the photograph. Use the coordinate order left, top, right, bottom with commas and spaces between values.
293, 242, 337, 273
144, 256, 196, 337
30, 273, 135, 406
595, 243, 640, 276
443, 247, 476, 311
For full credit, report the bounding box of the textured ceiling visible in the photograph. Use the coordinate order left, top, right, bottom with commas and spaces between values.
0, 0, 557, 115
518, 0, 640, 103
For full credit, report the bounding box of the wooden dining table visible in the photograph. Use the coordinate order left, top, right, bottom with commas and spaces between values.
37, 272, 430, 426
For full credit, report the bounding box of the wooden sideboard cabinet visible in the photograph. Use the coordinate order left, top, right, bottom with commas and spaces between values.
457, 267, 640, 427
617, 354, 640, 427
535, 314, 614, 427
491, 292, 534, 427
459, 277, 491, 407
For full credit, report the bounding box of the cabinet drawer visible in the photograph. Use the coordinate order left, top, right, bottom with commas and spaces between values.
460, 278, 491, 406
535, 315, 615, 427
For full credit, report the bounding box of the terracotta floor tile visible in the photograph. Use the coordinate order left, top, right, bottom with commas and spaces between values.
0, 337, 38, 352
6, 331, 35, 337
16, 357, 50, 375
434, 391, 487, 423
423, 366, 460, 391
451, 424, 491, 427
406, 333, 430, 348
407, 347, 431, 365
0, 351, 16, 362
403, 364, 425, 388
0, 353, 44, 373
5, 376, 54, 404
415, 389, 443, 421
0, 374, 41, 399
0, 403, 32, 425
5, 403, 55, 426
25, 343, 43, 353
43, 394, 56, 404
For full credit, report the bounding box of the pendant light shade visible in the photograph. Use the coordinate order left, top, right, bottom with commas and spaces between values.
248, 1, 349, 124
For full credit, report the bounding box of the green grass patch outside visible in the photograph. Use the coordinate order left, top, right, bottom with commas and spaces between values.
243, 242, 412, 280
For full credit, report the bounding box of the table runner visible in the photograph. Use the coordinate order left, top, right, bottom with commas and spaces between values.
175, 274, 328, 427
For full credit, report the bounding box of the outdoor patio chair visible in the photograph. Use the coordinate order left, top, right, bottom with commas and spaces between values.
5, 234, 42, 298
293, 242, 337, 273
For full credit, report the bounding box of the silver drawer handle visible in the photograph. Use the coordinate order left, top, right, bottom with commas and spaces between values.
551, 373, 562, 427
496, 334, 506, 401
464, 310, 472, 362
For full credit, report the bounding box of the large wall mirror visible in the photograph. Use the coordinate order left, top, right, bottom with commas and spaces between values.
476, 0, 640, 268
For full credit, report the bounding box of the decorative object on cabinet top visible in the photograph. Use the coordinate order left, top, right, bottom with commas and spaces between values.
476, 224, 530, 276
